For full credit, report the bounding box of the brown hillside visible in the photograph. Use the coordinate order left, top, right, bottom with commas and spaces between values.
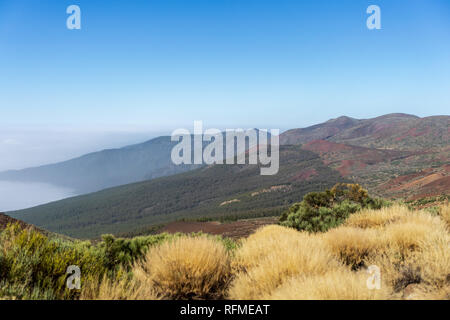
301, 140, 413, 177
282, 114, 449, 199
378, 165, 450, 200
0, 212, 34, 230
280, 116, 360, 145
0, 213, 49, 236
281, 113, 448, 151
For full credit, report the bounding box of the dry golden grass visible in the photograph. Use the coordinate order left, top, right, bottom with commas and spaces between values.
364, 247, 418, 293
324, 227, 389, 269
385, 222, 432, 254
344, 205, 411, 229
228, 205, 448, 300
228, 225, 342, 299
410, 231, 450, 288
80, 270, 160, 300
409, 284, 450, 300
135, 236, 231, 299
231, 225, 305, 272
354, 205, 449, 294
440, 203, 450, 229
264, 269, 390, 300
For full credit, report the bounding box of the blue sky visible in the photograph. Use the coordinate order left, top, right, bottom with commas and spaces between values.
0, 0, 449, 132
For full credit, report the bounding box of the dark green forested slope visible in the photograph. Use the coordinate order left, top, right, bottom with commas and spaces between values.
10, 146, 348, 239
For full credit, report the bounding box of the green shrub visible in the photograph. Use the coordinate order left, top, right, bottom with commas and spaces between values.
96, 232, 237, 271
97, 233, 177, 271
280, 184, 389, 233
0, 224, 105, 300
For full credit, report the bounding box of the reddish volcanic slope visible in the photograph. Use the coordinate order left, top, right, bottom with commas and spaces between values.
378, 165, 450, 200
301, 140, 353, 154
280, 114, 449, 199
301, 140, 412, 177
299, 139, 449, 199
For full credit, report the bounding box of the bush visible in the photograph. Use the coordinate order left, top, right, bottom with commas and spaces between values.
135, 236, 231, 299
344, 205, 411, 229
363, 209, 449, 292
280, 183, 388, 232
97, 232, 236, 271
97, 233, 176, 271
0, 224, 105, 299
324, 226, 388, 269
228, 225, 341, 299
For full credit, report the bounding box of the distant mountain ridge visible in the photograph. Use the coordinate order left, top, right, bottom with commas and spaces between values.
0, 131, 266, 194
0, 136, 201, 194
280, 113, 448, 150
280, 115, 362, 145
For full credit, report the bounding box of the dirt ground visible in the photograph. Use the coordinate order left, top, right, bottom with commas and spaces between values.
0, 212, 33, 230
160, 217, 279, 240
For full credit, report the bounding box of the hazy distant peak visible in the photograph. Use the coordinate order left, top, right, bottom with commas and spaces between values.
371, 113, 420, 120
280, 113, 448, 150
326, 116, 359, 124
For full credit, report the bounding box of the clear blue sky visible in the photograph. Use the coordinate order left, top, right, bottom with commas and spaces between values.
1, 0, 449, 132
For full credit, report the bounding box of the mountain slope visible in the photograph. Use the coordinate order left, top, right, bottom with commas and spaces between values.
0, 131, 263, 195
329, 115, 449, 150
301, 140, 414, 176
0, 136, 200, 194
280, 116, 361, 145
9, 146, 347, 238
281, 113, 448, 151
283, 114, 449, 199
300, 139, 449, 199
0, 212, 35, 231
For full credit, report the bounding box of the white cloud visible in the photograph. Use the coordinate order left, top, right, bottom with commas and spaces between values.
0, 128, 161, 171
